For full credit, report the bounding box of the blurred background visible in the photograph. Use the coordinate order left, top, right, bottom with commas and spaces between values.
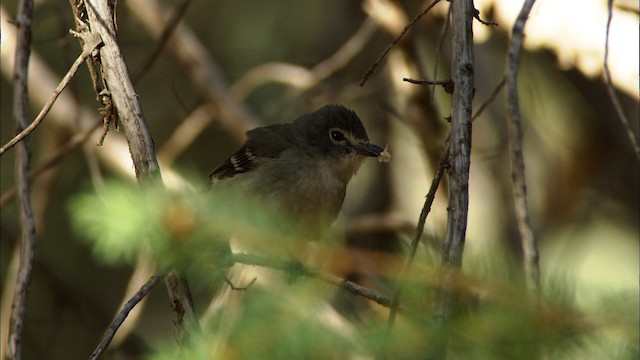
1, 0, 638, 359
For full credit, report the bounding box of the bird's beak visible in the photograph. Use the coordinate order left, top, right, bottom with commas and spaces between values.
353, 142, 385, 157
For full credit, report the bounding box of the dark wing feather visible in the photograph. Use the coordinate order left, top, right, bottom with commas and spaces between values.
209, 124, 293, 181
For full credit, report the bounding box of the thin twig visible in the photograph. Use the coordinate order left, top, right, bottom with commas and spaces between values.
403, 77, 454, 93
603, 0, 640, 159
472, 7, 498, 27
89, 270, 167, 360
387, 140, 449, 326
230, 253, 392, 308
431, 5, 452, 103
126, 0, 260, 142
359, 0, 442, 86
505, 0, 540, 293
131, 0, 191, 84
0, 121, 102, 208
471, 77, 505, 121
7, 0, 35, 358
0, 35, 102, 156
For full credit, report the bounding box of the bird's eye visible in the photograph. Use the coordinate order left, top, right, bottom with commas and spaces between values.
330, 130, 346, 143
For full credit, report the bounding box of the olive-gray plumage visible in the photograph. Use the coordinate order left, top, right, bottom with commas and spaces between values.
210, 104, 384, 235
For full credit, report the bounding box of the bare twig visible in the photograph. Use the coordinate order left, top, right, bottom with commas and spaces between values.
131, 0, 191, 84
230, 253, 392, 308
403, 77, 454, 93
359, 0, 442, 86
7, 0, 35, 359
387, 140, 449, 326
472, 7, 498, 27
82, 0, 199, 346
431, 5, 452, 103
0, 122, 101, 208
429, 0, 475, 358
505, 0, 540, 293
471, 77, 505, 121
603, 0, 640, 159
0, 34, 102, 156
90, 270, 167, 360
126, 0, 260, 142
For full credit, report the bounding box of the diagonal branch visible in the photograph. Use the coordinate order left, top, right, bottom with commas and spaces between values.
90, 269, 167, 360
505, 0, 540, 293
0, 32, 102, 156
230, 253, 392, 308
131, 0, 192, 84
387, 140, 449, 326
359, 0, 442, 86
81, 0, 200, 347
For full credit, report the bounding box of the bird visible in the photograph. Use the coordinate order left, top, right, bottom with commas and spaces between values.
209, 104, 390, 251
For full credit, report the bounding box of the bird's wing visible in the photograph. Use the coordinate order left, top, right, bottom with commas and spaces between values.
209, 124, 293, 181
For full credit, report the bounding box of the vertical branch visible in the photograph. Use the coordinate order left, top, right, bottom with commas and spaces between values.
82, 0, 199, 346
430, 0, 474, 358
442, 0, 473, 268
7, 0, 36, 358
505, 0, 539, 293
603, 0, 639, 159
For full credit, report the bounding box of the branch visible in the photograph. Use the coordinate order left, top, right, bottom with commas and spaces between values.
131, 0, 192, 84
7, 0, 35, 359
0, 32, 101, 156
471, 77, 505, 121
359, 0, 442, 86
603, 0, 640, 159
90, 270, 167, 360
403, 77, 454, 93
429, 0, 475, 357
84, 0, 160, 182
126, 0, 260, 142
0, 121, 102, 208
505, 0, 540, 293
82, 0, 199, 345
230, 253, 392, 308
387, 140, 449, 326
431, 5, 452, 103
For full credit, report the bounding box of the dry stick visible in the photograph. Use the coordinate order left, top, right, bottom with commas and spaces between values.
131, 0, 191, 84
505, 0, 539, 294
403, 78, 452, 86
431, 5, 452, 103
0, 35, 102, 156
230, 253, 392, 308
126, 0, 259, 142
7, 0, 35, 359
83, 0, 199, 348
359, 0, 441, 86
90, 270, 167, 360
603, 0, 640, 159
428, 0, 475, 358
387, 141, 450, 326
0, 122, 102, 208
471, 77, 505, 121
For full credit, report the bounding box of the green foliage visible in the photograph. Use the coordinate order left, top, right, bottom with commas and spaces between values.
69, 181, 638, 360
68, 179, 230, 267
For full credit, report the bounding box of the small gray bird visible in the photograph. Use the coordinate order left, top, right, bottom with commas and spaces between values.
210, 104, 389, 240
